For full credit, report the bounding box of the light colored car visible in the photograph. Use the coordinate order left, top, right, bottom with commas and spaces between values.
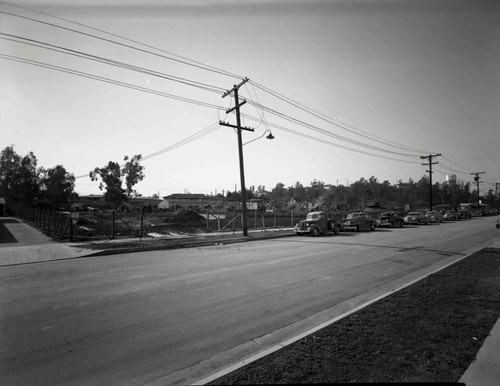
425, 210, 443, 223
404, 212, 429, 225
443, 210, 460, 221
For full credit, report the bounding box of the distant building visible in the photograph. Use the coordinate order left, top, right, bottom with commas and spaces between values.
158, 194, 224, 211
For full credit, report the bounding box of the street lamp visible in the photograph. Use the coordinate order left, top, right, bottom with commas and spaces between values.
243, 129, 275, 146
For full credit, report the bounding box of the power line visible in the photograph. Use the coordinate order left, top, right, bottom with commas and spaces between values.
248, 80, 435, 155
0, 33, 226, 94
74, 122, 221, 179
0, 10, 243, 80
241, 102, 420, 157
0, 54, 225, 111
242, 114, 421, 165
0, 0, 242, 79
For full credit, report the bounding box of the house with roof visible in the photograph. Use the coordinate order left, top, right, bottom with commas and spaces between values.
158, 194, 225, 211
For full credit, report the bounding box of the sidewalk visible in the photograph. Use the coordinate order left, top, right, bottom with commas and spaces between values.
0, 217, 96, 266
1, 217, 499, 384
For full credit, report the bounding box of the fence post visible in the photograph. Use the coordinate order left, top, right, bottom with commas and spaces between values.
206, 210, 209, 232
254, 210, 257, 230
69, 209, 74, 242
111, 210, 115, 239
291, 209, 294, 227
233, 209, 236, 234
262, 213, 265, 229
274, 210, 277, 228
140, 211, 144, 239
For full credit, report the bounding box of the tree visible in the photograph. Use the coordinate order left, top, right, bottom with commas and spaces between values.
122, 154, 145, 199
43, 165, 76, 209
0, 146, 42, 207
90, 154, 145, 209
270, 182, 287, 209
0, 145, 22, 206
90, 161, 125, 208
18, 152, 42, 206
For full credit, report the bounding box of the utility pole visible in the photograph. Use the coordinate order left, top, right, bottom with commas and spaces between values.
220, 77, 253, 236
470, 172, 485, 210
420, 153, 441, 210
496, 183, 499, 208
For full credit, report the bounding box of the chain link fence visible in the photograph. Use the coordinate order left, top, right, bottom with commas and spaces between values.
11, 207, 320, 241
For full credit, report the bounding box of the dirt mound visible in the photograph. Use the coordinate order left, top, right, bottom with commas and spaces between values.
170, 209, 205, 224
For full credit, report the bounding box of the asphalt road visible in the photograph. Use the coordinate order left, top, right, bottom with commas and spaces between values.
1, 216, 498, 385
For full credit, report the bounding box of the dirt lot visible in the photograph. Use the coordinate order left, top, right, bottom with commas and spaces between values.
209, 248, 500, 384
71, 209, 299, 241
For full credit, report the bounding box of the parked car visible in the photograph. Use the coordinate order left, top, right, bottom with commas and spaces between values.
458, 209, 472, 219
341, 212, 375, 231
295, 211, 340, 236
376, 211, 404, 228
404, 212, 429, 225
443, 210, 460, 221
425, 210, 443, 223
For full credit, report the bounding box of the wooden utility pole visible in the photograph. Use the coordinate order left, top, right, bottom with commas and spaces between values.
471, 172, 485, 210
220, 77, 254, 236
420, 153, 441, 210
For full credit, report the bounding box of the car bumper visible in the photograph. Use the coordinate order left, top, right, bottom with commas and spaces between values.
295, 228, 312, 234
341, 225, 358, 231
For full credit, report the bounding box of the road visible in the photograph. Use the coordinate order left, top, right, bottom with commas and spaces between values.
1, 216, 498, 385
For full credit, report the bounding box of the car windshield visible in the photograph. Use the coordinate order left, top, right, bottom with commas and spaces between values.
306, 213, 320, 220
346, 213, 360, 219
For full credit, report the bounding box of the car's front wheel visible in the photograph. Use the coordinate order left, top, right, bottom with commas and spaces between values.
311, 227, 320, 237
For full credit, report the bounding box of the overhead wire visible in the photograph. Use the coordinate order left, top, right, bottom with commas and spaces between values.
73, 122, 221, 179
241, 114, 421, 165
0, 0, 242, 79
248, 80, 435, 155
0, 9, 244, 80
0, 33, 226, 94
0, 54, 226, 111
241, 101, 421, 157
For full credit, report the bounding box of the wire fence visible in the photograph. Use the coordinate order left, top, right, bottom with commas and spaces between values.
11, 207, 322, 241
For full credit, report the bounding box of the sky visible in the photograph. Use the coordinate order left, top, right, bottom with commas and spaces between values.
1, 0, 499, 198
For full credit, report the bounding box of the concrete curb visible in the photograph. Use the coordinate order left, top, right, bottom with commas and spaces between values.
77, 232, 298, 257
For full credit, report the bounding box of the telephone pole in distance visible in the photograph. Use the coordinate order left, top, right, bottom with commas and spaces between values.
420, 153, 441, 210
220, 77, 253, 236
470, 171, 485, 210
